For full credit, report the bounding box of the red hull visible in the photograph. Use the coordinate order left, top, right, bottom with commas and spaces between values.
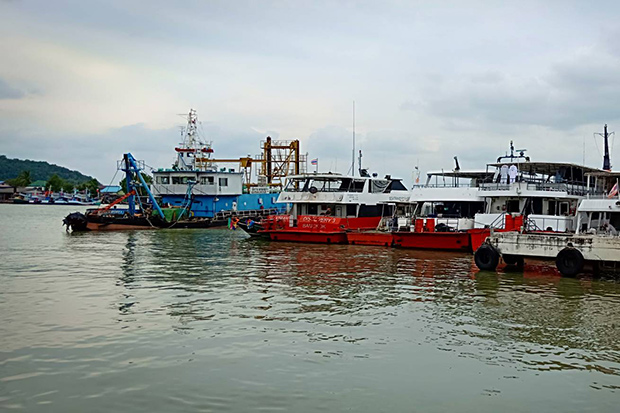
393, 231, 472, 252
259, 215, 381, 244
267, 231, 347, 244
347, 232, 394, 247
468, 228, 492, 252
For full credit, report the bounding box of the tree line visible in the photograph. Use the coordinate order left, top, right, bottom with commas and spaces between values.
5, 170, 101, 195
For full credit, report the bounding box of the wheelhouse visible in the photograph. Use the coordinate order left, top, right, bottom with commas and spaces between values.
277, 173, 409, 219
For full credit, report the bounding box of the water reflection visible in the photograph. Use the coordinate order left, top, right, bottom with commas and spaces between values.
110, 229, 620, 380
2, 205, 620, 412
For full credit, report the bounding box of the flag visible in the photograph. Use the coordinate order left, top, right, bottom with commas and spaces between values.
311, 158, 318, 165
608, 182, 619, 199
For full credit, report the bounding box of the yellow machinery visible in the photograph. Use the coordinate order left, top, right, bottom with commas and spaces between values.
200, 137, 306, 192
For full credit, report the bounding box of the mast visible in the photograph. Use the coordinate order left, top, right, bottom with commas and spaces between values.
595, 124, 613, 171
174, 109, 213, 172
351, 100, 356, 176
603, 124, 611, 171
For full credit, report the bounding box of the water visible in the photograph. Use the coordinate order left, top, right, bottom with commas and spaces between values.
1, 204, 619, 412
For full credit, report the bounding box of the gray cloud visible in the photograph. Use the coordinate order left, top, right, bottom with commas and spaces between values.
3, 0, 620, 181
0, 78, 26, 99
405, 46, 620, 131
0, 121, 283, 183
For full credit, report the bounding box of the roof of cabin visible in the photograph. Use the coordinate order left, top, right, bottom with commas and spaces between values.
100, 185, 122, 193
286, 173, 403, 181
426, 170, 493, 179
486, 161, 604, 175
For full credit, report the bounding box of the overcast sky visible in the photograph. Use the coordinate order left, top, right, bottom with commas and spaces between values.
1, 0, 620, 185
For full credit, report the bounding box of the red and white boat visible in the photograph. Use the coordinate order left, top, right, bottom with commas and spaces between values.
347, 169, 491, 250
392, 170, 488, 251
258, 173, 410, 243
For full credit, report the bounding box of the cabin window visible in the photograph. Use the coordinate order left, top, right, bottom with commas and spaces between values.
157, 176, 170, 184
308, 204, 318, 215
350, 179, 365, 192
284, 179, 304, 192
200, 176, 214, 185
559, 202, 569, 215
531, 198, 543, 215
219, 178, 228, 187
506, 200, 520, 213
358, 204, 385, 217
346, 204, 357, 217
172, 176, 192, 184
369, 180, 390, 193
307, 179, 344, 192
388, 180, 408, 191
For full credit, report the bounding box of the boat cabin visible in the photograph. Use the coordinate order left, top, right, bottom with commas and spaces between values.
151, 169, 244, 197
277, 173, 409, 219
475, 161, 606, 231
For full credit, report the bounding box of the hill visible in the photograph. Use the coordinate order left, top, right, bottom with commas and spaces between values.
0, 155, 94, 183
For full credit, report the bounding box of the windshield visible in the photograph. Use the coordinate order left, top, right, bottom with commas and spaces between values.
284, 177, 365, 193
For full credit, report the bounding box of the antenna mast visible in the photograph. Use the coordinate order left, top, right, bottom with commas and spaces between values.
595, 124, 614, 171
351, 100, 356, 176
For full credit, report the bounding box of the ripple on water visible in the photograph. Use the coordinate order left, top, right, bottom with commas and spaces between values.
1, 207, 620, 411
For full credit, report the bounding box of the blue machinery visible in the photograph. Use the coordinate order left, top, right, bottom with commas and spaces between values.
121, 153, 166, 221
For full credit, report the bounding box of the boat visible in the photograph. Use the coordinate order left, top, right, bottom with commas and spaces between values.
473, 127, 620, 277
63, 153, 214, 231
391, 168, 491, 251
346, 161, 492, 250
10, 194, 29, 204
253, 172, 410, 243
474, 188, 620, 276
469, 140, 610, 251
347, 142, 605, 252
149, 109, 302, 222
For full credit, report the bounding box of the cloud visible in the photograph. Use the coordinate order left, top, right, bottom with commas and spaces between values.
0, 78, 26, 99
405, 46, 620, 131
3, 0, 620, 182
0, 120, 280, 183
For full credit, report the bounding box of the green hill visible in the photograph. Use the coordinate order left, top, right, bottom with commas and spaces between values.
0, 155, 94, 183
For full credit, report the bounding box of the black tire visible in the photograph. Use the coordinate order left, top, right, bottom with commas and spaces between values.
503, 254, 524, 269
474, 244, 500, 271
556, 248, 584, 277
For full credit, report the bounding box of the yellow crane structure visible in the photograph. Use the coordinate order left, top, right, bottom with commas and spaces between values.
200, 136, 306, 192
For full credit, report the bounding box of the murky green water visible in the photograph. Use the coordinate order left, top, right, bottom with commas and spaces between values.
1, 204, 619, 412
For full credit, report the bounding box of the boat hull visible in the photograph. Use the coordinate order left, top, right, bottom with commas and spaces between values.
65, 212, 214, 232
347, 231, 394, 247
265, 231, 348, 244
393, 231, 472, 252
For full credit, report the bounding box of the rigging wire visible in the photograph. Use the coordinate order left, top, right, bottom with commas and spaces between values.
593, 133, 602, 158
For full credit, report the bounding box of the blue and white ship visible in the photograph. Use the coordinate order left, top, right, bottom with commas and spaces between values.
150, 110, 286, 219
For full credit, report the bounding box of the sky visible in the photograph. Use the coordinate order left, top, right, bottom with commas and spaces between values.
1, 0, 620, 186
